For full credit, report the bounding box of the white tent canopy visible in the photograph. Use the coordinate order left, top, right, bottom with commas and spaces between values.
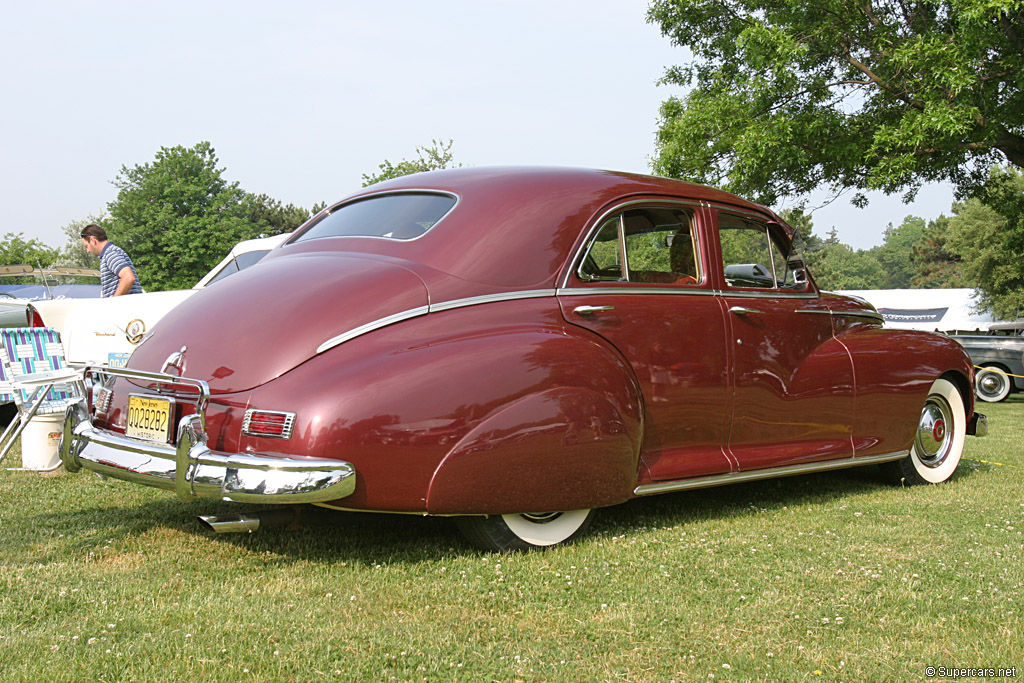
837, 288, 997, 332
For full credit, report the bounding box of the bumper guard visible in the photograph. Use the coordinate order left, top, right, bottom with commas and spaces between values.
59, 366, 356, 504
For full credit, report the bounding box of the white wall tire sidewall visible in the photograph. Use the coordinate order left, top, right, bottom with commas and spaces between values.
975, 367, 1011, 403
911, 378, 966, 484
501, 510, 592, 547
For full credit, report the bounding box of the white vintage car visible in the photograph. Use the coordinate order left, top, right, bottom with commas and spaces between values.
29, 234, 290, 367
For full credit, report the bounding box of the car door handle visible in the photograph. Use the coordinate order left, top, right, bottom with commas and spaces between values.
729, 306, 761, 315
573, 305, 615, 315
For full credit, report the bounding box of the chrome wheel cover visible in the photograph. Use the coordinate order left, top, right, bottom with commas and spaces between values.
915, 395, 954, 468
976, 369, 1010, 402
502, 509, 591, 547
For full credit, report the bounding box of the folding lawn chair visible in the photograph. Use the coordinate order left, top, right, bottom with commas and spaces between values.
0, 327, 86, 470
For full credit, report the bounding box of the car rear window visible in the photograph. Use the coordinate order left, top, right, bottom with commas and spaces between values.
293, 192, 456, 243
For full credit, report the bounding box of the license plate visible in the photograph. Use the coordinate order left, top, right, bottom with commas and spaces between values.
126, 395, 173, 442
107, 352, 131, 368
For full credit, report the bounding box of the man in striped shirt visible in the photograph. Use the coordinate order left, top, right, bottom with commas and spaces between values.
80, 224, 143, 297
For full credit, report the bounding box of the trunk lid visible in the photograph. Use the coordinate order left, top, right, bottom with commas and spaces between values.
126, 252, 428, 393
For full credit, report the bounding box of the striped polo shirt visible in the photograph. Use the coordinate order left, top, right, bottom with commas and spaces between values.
99, 243, 143, 297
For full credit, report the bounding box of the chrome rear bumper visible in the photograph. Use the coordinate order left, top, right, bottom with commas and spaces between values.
59, 397, 356, 504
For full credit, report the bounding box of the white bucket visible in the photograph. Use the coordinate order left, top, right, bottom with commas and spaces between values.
19, 413, 63, 471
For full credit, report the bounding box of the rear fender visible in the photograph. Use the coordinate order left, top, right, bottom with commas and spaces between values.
426, 385, 639, 514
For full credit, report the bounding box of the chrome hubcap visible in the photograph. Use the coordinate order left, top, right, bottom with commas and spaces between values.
916, 395, 953, 467
980, 374, 1002, 392
520, 512, 563, 524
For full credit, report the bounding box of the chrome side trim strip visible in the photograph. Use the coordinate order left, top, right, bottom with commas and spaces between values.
798, 308, 884, 323
429, 289, 556, 312
558, 287, 817, 300
633, 451, 909, 496
316, 306, 430, 354
836, 310, 885, 323
557, 286, 719, 297
317, 291, 561, 353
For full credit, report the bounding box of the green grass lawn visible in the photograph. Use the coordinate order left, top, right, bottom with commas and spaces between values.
1, 400, 1021, 682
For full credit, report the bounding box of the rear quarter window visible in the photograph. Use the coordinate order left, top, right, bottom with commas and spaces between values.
294, 193, 456, 242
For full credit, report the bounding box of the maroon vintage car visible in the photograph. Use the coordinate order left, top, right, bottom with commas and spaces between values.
60, 167, 987, 550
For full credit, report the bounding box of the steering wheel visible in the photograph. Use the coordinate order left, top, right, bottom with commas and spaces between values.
0, 292, 17, 299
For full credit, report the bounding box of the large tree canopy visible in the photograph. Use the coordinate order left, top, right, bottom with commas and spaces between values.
648, 1, 1024, 207
106, 142, 307, 291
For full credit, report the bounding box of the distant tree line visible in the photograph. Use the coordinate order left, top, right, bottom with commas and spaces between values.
2, 138, 1021, 317
792, 166, 1024, 318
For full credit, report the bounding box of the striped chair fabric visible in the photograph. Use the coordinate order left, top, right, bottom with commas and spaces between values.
0, 327, 76, 411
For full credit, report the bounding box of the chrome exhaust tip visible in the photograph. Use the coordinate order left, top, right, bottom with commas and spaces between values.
198, 508, 296, 534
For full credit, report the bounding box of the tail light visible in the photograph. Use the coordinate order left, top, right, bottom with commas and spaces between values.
242, 410, 296, 439
26, 305, 44, 327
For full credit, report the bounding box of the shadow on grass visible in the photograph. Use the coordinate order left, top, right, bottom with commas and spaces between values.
11, 455, 974, 564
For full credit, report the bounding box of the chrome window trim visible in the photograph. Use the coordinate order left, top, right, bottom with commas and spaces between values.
715, 208, 818, 297
557, 286, 720, 298
290, 189, 460, 245
562, 198, 704, 290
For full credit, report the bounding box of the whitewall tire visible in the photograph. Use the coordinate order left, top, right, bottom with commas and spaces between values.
881, 378, 966, 485
975, 366, 1011, 403
456, 509, 595, 551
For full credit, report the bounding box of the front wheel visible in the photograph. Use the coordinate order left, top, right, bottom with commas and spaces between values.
880, 378, 966, 485
975, 366, 1011, 403
455, 509, 595, 551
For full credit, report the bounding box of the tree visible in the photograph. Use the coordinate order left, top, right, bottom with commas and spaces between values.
362, 139, 459, 187
106, 142, 262, 291
869, 216, 927, 288
942, 166, 1024, 318
245, 194, 311, 235
52, 214, 104, 272
810, 238, 887, 290
912, 215, 964, 287
648, 1, 1024, 207
0, 233, 59, 278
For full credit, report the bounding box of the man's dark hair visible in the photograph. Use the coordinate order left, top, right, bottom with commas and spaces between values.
80, 224, 108, 241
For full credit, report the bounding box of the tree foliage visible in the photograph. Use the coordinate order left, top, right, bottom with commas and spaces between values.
245, 194, 311, 234
362, 139, 459, 187
0, 233, 59, 281
872, 216, 927, 288
911, 215, 965, 287
107, 142, 278, 291
648, 1, 1024, 206
942, 166, 1024, 317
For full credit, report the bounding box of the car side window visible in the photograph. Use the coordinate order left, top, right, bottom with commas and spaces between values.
719, 214, 806, 290
204, 250, 271, 287
578, 216, 623, 281
578, 206, 699, 285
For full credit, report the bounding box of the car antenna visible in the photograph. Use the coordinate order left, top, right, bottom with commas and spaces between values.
36, 258, 55, 300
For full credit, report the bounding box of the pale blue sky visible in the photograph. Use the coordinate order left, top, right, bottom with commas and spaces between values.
1, 0, 953, 253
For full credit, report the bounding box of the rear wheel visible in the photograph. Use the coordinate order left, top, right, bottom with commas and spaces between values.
975, 366, 1011, 403
455, 509, 595, 551
880, 378, 966, 485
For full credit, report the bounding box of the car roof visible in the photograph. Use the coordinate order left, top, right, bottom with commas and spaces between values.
284, 167, 784, 292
